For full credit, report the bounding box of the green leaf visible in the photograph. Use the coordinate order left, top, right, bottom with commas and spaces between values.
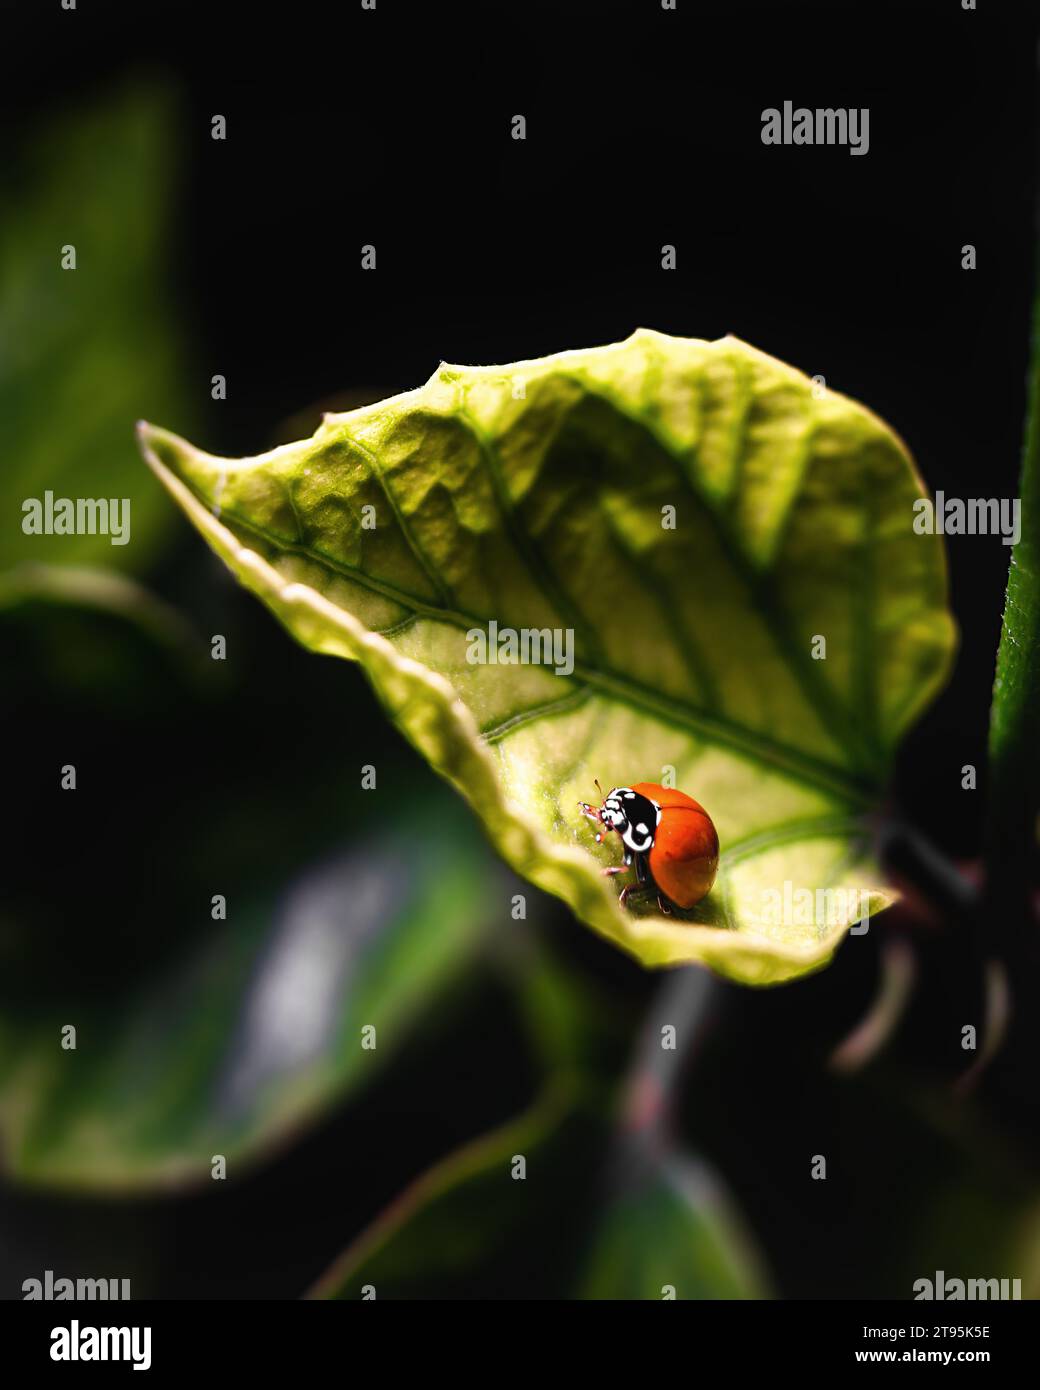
1, 83, 189, 572
0, 562, 202, 652
0, 563, 212, 713
308, 1086, 769, 1301
138, 331, 955, 984
578, 1148, 769, 1299
985, 285, 1040, 935
307, 1083, 605, 1299
0, 805, 498, 1192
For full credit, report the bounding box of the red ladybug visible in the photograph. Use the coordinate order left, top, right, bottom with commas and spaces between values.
579, 781, 719, 914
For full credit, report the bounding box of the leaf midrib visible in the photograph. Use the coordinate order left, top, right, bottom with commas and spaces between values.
185, 484, 874, 806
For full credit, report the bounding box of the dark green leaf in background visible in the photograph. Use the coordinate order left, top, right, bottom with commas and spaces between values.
0, 805, 500, 1191
1, 84, 190, 574
985, 284, 1040, 941
578, 1149, 769, 1299
308, 1085, 769, 1300
308, 1084, 606, 1299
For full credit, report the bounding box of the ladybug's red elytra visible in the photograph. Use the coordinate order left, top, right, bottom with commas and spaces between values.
579, 781, 719, 914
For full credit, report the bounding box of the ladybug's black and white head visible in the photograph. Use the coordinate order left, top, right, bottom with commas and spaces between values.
583, 785, 661, 854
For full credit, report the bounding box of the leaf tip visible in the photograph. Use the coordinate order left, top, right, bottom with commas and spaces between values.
135, 419, 162, 475
135, 418, 169, 464
136, 420, 211, 493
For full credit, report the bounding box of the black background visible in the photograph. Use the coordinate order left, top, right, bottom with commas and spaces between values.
1, 0, 1037, 1300
6, 0, 1032, 855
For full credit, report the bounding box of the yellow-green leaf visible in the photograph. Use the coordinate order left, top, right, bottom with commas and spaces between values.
138, 331, 955, 984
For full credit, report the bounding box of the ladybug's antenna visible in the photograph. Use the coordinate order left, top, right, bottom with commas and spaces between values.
594, 778, 604, 799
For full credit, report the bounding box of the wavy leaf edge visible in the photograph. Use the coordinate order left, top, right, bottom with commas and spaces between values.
137, 329, 954, 984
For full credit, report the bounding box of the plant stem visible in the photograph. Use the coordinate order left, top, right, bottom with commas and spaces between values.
617, 965, 715, 1155
984, 283, 1040, 958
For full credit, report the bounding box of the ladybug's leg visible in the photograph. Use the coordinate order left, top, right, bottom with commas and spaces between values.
619, 861, 642, 909
579, 802, 611, 843
606, 849, 637, 903
581, 806, 614, 845
617, 856, 677, 916
620, 881, 657, 909
619, 854, 656, 910
602, 848, 633, 878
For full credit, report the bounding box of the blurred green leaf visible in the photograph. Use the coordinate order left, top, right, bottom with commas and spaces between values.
578, 1147, 770, 1299
309, 1081, 769, 1300
139, 331, 954, 983
985, 281, 1040, 933
308, 1082, 605, 1299
0, 564, 209, 709
0, 808, 502, 1192
1, 83, 189, 572
905, 1174, 1040, 1300
509, 936, 635, 1080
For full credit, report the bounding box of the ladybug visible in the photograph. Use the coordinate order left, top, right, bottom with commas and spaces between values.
579, 781, 719, 914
